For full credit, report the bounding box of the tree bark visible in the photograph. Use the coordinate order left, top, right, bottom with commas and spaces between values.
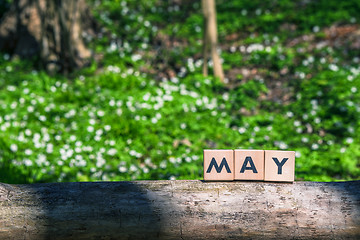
0, 0, 94, 73
0, 180, 359, 240
202, 0, 225, 83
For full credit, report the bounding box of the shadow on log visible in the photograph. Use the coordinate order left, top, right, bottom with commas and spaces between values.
0, 180, 360, 239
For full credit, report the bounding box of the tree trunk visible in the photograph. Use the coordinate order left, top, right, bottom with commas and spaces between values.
202, 0, 225, 83
0, 0, 94, 73
1, 180, 359, 240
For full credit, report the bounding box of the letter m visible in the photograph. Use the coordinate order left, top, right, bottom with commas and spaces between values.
206, 157, 231, 173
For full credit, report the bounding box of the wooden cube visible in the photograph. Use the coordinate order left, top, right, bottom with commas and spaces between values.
203, 149, 234, 181
264, 150, 295, 182
234, 149, 264, 181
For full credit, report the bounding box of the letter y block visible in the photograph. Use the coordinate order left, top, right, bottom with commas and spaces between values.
203, 149, 234, 181
264, 150, 295, 182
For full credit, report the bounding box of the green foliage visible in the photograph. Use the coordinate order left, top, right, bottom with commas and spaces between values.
0, 0, 359, 183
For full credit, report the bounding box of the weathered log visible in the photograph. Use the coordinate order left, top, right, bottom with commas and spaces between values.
0, 180, 359, 240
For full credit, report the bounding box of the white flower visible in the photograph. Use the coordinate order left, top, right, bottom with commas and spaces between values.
160, 161, 167, 169
222, 93, 229, 101
25, 149, 33, 155
104, 125, 111, 131
180, 123, 186, 129
7, 85, 16, 91
329, 64, 339, 71
89, 119, 96, 125
37, 154, 47, 165
83, 146, 93, 152
301, 137, 309, 143
279, 142, 288, 149
87, 126, 94, 132
97, 110, 105, 117
24, 159, 33, 166
96, 157, 105, 168
46, 143, 53, 153
169, 157, 176, 164
131, 54, 142, 62
27, 106, 34, 113
76, 159, 87, 167
238, 127, 246, 134
39, 115, 46, 122
10, 144, 18, 152
151, 117, 158, 124
75, 147, 81, 153
129, 165, 138, 172
311, 143, 319, 150
129, 150, 137, 156
119, 166, 127, 173
66, 149, 74, 158
346, 138, 354, 144
107, 148, 117, 156
348, 127, 355, 133
70, 135, 76, 142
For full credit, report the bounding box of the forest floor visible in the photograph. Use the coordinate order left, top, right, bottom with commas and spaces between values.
0, 0, 359, 183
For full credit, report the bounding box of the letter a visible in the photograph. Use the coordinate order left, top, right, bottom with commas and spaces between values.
206, 157, 231, 173
272, 157, 288, 174
240, 156, 258, 173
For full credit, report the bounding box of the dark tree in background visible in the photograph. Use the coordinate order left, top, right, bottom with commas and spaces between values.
0, 0, 96, 73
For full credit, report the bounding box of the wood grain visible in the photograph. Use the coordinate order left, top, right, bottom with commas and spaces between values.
0, 180, 359, 239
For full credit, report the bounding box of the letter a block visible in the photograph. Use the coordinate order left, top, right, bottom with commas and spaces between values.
264, 150, 295, 182
203, 149, 234, 181
234, 150, 264, 181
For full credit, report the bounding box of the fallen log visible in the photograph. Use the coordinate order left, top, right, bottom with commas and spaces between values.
0, 180, 359, 239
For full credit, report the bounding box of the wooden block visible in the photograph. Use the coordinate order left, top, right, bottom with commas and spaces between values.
203, 149, 234, 181
264, 150, 295, 182
234, 149, 264, 180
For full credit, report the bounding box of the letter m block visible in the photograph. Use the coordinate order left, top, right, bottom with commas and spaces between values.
204, 150, 234, 181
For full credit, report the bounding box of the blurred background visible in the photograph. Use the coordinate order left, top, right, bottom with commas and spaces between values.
0, 0, 359, 183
